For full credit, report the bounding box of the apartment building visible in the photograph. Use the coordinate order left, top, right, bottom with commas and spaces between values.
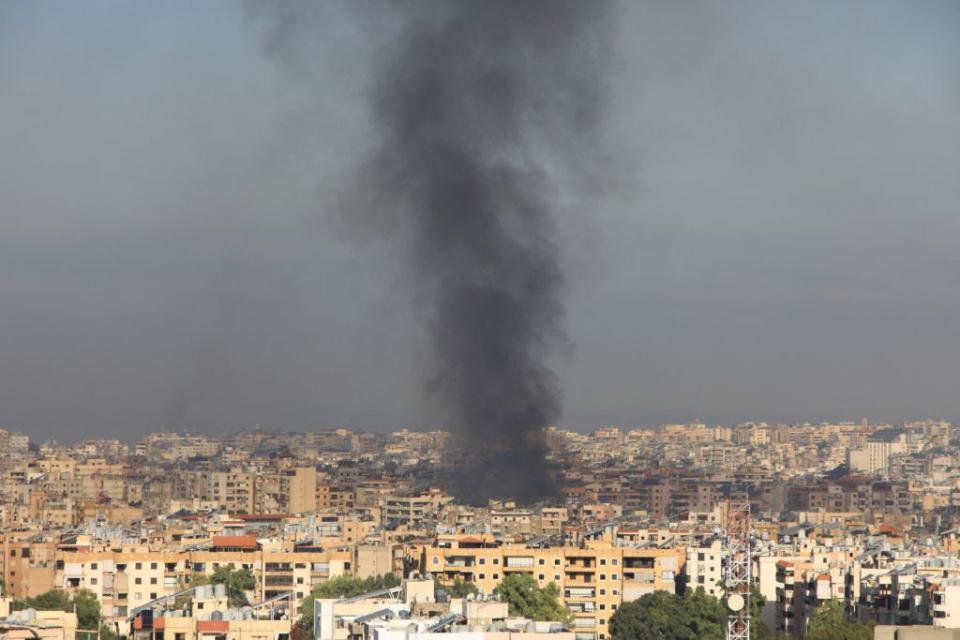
0, 532, 58, 599
384, 489, 454, 528
317, 484, 355, 511
45, 534, 351, 632
282, 466, 317, 514
422, 535, 684, 640
196, 469, 256, 514
685, 538, 725, 598
0, 598, 76, 640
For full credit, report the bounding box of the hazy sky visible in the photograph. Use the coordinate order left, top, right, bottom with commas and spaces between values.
1, 1, 958, 441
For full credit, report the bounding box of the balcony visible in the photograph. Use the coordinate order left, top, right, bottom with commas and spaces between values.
445, 557, 475, 568
566, 558, 596, 570
623, 558, 655, 570
623, 571, 655, 584
505, 557, 534, 568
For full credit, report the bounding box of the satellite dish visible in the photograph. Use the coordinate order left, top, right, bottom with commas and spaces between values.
727, 594, 745, 612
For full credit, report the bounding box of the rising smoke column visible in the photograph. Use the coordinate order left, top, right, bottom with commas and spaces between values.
364, 0, 612, 504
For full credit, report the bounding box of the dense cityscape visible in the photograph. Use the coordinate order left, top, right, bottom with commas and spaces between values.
0, 420, 956, 639
4, 1, 955, 640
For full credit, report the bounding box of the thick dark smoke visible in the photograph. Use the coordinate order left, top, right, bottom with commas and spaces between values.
362, 0, 612, 504
248, 0, 612, 504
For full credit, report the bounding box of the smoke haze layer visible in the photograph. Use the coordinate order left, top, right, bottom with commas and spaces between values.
362, 0, 612, 503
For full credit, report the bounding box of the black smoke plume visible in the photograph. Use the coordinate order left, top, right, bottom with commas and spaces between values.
249, 0, 612, 504
363, 0, 612, 504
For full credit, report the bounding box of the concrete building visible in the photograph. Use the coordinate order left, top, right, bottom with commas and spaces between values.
685, 539, 725, 598
0, 600, 77, 640
130, 582, 292, 640
423, 536, 683, 640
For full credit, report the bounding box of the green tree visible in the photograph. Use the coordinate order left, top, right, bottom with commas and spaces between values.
609, 589, 726, 640
193, 564, 257, 607
296, 574, 400, 634
434, 576, 479, 599
493, 574, 572, 625
805, 600, 873, 640
13, 589, 116, 638
15, 589, 72, 611
72, 589, 104, 630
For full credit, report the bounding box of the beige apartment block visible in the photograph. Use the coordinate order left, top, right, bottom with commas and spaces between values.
50, 536, 352, 628
0, 599, 77, 640
423, 536, 684, 640
283, 466, 317, 514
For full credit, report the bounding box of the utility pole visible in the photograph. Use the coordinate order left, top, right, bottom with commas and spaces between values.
724, 497, 751, 640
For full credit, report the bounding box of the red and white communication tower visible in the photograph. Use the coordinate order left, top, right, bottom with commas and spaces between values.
723, 498, 751, 640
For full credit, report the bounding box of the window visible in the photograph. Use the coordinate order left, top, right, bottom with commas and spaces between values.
600, 574, 606, 580
600, 589, 606, 595
539, 574, 545, 580
599, 604, 606, 610
493, 558, 499, 565
135, 563, 142, 570
135, 578, 142, 585
539, 559, 545, 565
134, 593, 141, 600
297, 577, 304, 584
432, 557, 439, 565
91, 563, 98, 570
479, 558, 486, 565
612, 604, 617, 610
479, 574, 485, 580
554, 575, 560, 581
612, 574, 618, 581
612, 589, 619, 595
600, 559, 606, 565
150, 593, 157, 600
611, 559, 618, 565
493, 574, 499, 580
150, 578, 157, 585
91, 578, 98, 585
554, 559, 561, 565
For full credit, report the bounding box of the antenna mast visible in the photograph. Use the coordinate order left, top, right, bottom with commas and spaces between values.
724, 497, 751, 640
